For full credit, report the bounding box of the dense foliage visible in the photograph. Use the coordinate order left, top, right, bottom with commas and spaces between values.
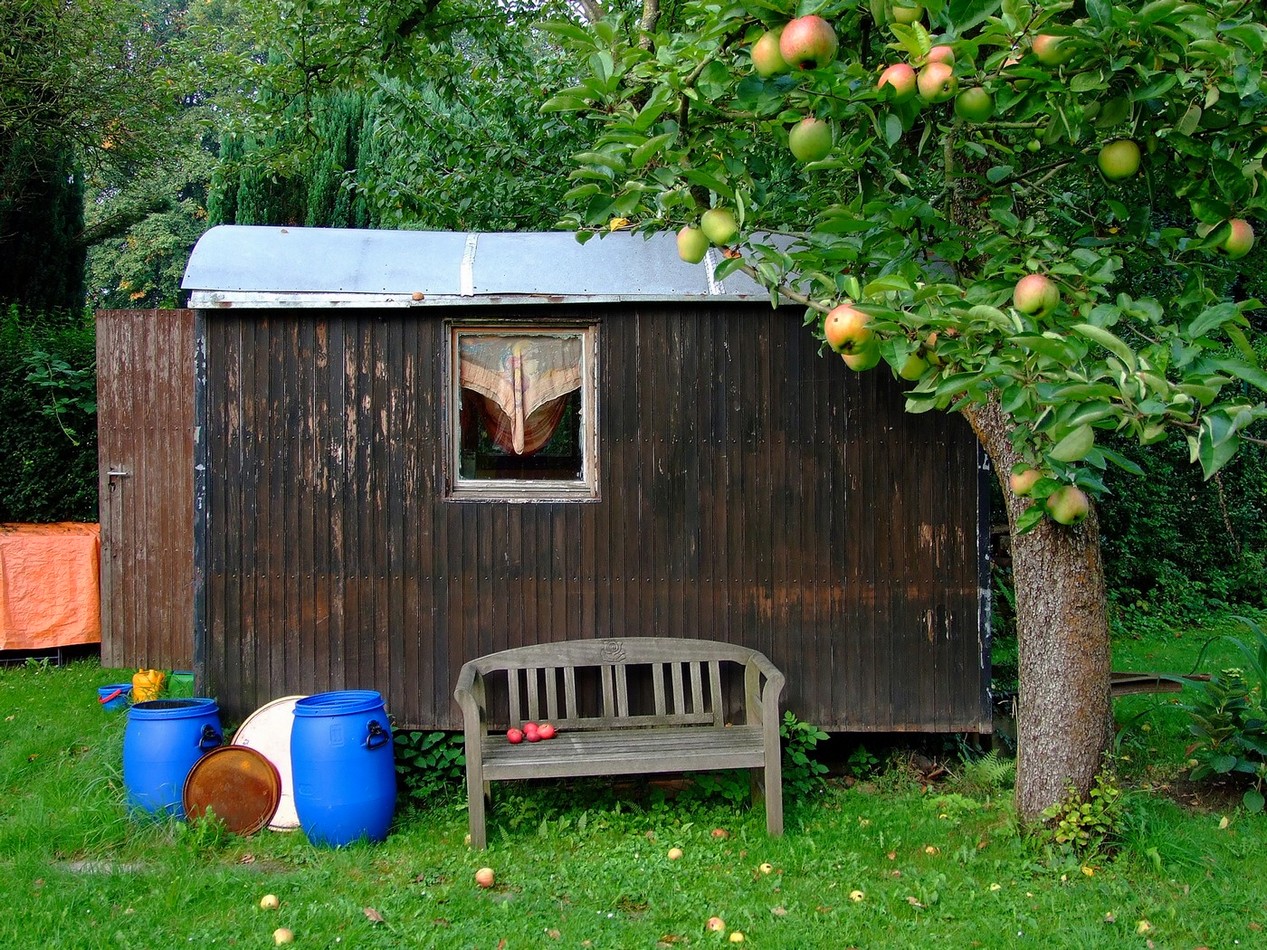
0, 309, 99, 522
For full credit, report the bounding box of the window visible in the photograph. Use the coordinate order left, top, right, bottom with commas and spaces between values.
448, 323, 599, 501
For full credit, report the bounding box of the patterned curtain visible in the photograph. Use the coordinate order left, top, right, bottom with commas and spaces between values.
459, 335, 582, 455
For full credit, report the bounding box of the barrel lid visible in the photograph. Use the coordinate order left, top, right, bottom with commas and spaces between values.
182, 746, 281, 835
231, 695, 306, 831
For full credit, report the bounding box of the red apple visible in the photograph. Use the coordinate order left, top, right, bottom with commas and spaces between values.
779, 15, 838, 70
877, 63, 917, 102
917, 61, 958, 103
506, 727, 524, 744
706, 916, 726, 932
1221, 218, 1255, 259
823, 304, 872, 353
926, 44, 955, 65
475, 867, 496, 888
751, 27, 789, 77
1012, 273, 1059, 317
537, 723, 556, 740
1009, 468, 1042, 497
1032, 33, 1073, 66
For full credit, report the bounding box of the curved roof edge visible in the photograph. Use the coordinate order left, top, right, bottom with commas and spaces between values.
182, 226, 786, 308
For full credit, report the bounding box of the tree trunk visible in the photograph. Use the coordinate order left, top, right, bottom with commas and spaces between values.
963, 396, 1113, 823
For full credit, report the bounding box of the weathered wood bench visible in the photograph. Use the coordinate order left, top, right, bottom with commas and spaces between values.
454, 637, 786, 849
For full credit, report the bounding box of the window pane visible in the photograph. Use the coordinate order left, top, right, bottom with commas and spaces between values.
454, 331, 591, 488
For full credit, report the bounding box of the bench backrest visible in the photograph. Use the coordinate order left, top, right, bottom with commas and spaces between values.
460, 637, 777, 731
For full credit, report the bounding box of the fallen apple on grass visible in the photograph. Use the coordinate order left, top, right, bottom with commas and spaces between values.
706, 916, 726, 932
273, 928, 294, 946
667, 846, 684, 860
259, 894, 280, 910
475, 867, 496, 888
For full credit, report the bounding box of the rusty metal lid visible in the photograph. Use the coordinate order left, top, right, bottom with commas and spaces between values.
182, 746, 281, 835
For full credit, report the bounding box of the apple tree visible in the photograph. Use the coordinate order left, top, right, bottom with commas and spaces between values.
544, 0, 1267, 820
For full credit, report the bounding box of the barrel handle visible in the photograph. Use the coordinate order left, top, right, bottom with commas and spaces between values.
365, 719, 390, 750
199, 724, 223, 750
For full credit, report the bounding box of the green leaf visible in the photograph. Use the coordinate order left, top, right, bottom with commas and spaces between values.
1073, 323, 1137, 369
1187, 302, 1243, 339
1215, 358, 1267, 394
630, 133, 675, 169
1050, 424, 1095, 462
1244, 788, 1265, 813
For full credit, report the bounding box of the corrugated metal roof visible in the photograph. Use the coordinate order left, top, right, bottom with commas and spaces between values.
182, 226, 782, 308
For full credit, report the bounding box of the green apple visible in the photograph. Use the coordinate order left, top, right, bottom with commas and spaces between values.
1009, 467, 1042, 497
917, 61, 958, 103
676, 226, 709, 263
788, 117, 833, 162
877, 63, 918, 102
823, 304, 872, 353
700, 208, 739, 246
751, 27, 789, 77
779, 15, 838, 70
1097, 139, 1141, 181
954, 87, 994, 122
1032, 34, 1073, 66
897, 351, 929, 381
842, 341, 882, 371
1012, 273, 1059, 317
1221, 218, 1255, 259
891, 4, 924, 24
1047, 485, 1090, 525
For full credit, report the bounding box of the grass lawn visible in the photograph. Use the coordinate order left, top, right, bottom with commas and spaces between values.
2, 628, 1265, 949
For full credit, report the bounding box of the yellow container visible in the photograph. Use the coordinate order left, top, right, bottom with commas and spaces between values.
132, 669, 166, 703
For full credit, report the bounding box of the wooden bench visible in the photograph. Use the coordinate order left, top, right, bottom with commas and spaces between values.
454, 637, 786, 849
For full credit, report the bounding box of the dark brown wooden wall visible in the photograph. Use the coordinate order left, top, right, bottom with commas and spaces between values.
97, 309, 195, 670
195, 304, 989, 732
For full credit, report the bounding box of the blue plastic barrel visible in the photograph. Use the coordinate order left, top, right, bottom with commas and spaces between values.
291, 690, 396, 847
122, 698, 222, 817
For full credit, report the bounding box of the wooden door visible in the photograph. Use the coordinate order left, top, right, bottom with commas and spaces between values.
96, 309, 195, 669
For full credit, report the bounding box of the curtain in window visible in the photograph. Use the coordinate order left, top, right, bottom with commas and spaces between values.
459, 336, 582, 455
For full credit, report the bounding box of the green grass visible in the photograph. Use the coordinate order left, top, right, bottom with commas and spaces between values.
3, 653, 1267, 949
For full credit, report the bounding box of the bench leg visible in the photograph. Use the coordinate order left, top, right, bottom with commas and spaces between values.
467, 780, 488, 849
763, 759, 783, 837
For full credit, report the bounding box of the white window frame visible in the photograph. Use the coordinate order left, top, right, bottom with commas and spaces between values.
446, 321, 600, 502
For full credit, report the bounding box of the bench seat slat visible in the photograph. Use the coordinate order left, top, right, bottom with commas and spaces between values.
482, 726, 766, 780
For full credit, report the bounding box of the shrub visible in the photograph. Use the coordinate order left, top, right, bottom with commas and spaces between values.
0, 307, 98, 522
1179, 617, 1267, 812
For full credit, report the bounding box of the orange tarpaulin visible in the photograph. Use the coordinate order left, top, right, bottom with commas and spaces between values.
0, 523, 101, 650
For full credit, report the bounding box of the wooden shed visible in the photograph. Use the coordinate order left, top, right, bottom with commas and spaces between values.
111, 224, 991, 733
